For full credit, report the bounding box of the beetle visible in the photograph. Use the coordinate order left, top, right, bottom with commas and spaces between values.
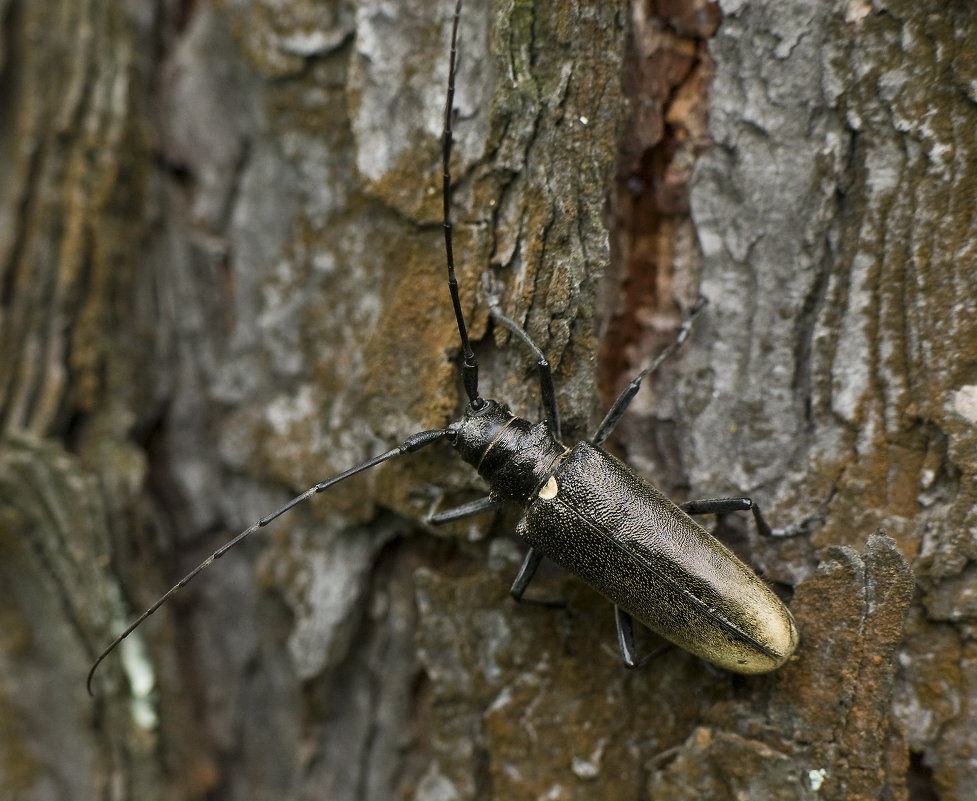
87, 0, 797, 695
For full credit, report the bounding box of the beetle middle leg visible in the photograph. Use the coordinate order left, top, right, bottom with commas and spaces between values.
428, 497, 557, 605
506, 547, 566, 609
680, 497, 773, 538
472, 275, 565, 603
508, 545, 544, 601
428, 505, 559, 608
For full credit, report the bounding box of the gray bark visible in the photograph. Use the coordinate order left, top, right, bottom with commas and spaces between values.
0, 1, 972, 800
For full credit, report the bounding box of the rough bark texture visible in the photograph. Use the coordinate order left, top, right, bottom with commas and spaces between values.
0, 1, 972, 800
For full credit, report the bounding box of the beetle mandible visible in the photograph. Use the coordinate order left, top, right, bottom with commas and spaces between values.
87, 0, 798, 695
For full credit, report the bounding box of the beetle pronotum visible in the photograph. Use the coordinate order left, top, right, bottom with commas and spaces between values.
88, 0, 797, 696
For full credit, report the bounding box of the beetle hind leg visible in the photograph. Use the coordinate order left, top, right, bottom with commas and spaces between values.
615, 606, 670, 669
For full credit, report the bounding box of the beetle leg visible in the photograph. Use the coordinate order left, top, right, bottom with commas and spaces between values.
680, 497, 773, 538
483, 272, 561, 440
615, 606, 669, 669
509, 546, 544, 601
508, 531, 565, 607
430, 501, 560, 607
591, 297, 706, 446
428, 495, 500, 524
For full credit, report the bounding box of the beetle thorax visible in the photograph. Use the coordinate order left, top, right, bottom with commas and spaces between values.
450, 400, 567, 506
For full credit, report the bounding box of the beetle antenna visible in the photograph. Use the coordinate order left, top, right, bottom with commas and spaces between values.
87, 428, 452, 696
442, 0, 483, 409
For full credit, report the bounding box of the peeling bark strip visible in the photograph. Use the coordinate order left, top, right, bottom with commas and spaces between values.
1, 1, 976, 800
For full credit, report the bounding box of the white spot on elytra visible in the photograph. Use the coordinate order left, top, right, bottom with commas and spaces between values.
538, 476, 559, 500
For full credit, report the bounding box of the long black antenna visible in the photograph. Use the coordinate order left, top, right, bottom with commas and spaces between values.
87, 428, 451, 696
442, 0, 483, 409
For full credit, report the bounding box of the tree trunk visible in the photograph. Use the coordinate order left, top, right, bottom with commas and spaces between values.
0, 1, 971, 800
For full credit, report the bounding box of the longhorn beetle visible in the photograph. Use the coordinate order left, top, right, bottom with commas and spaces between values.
87, 0, 798, 696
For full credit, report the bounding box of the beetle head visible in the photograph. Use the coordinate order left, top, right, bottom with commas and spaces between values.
449, 399, 514, 466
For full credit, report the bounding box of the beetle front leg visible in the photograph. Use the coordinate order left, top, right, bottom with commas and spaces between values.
428, 495, 500, 525
591, 297, 706, 447
680, 497, 773, 538
483, 272, 561, 440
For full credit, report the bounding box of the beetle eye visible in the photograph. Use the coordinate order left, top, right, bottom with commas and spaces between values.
468, 399, 497, 416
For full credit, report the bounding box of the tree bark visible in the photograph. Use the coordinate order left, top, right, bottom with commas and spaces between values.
0, 1, 972, 800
